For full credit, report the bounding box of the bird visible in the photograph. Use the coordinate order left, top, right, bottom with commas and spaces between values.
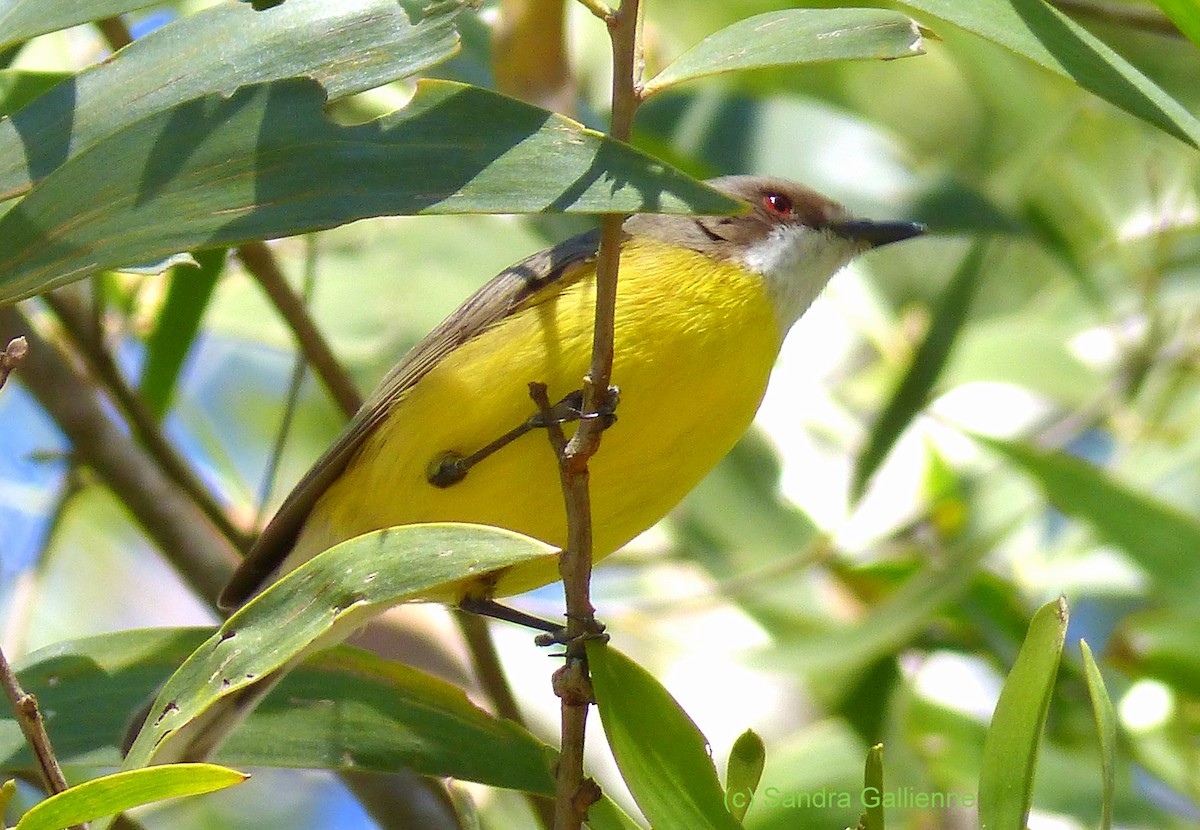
220, 175, 925, 616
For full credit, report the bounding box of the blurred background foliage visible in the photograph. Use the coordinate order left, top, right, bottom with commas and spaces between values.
0, 0, 1198, 828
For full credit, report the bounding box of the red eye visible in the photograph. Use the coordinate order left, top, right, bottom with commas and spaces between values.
763, 192, 793, 216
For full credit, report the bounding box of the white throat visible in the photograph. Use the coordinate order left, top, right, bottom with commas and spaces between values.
739, 224, 862, 334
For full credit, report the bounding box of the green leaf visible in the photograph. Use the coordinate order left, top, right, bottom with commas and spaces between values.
973, 435, 1200, 603
585, 795, 644, 830
1110, 607, 1200, 696
0, 78, 737, 304
1149, 1, 1200, 48
725, 730, 765, 823
138, 249, 225, 418
978, 597, 1068, 830
0, 0, 464, 201
216, 644, 555, 791
862, 744, 885, 830
0, 70, 70, 119
894, 0, 1200, 147
1079, 640, 1115, 830
0, 0, 161, 50
763, 541, 990, 684
0, 778, 16, 816
643, 9, 924, 97
0, 627, 555, 793
587, 642, 743, 830
852, 241, 988, 501
123, 523, 558, 768
13, 764, 246, 830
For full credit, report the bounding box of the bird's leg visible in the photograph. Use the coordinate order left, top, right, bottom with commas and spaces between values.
426, 386, 619, 487
458, 597, 608, 647
458, 596, 564, 634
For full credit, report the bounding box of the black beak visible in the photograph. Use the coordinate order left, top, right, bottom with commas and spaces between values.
830, 219, 926, 248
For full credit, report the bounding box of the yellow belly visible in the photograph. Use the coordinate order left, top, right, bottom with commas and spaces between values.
292, 237, 783, 600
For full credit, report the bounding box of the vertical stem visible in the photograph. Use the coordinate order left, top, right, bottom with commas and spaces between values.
0, 341, 83, 830
552, 1, 643, 828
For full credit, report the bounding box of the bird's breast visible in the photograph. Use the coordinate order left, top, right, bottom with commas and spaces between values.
298, 237, 784, 598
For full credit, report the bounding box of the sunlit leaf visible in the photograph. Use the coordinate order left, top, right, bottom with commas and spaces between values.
0, 70, 70, 119
974, 435, 1200, 603
1080, 640, 1115, 830
0, 0, 465, 200
894, 0, 1200, 147
1149, 1, 1200, 48
0, 627, 555, 793
122, 524, 557, 768
0, 78, 737, 304
588, 642, 743, 830
13, 764, 245, 830
644, 9, 924, 97
725, 730, 765, 823
585, 795, 644, 830
0, 0, 160, 49
862, 744, 885, 830
978, 597, 1068, 830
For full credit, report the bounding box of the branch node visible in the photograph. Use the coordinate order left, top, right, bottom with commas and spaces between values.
0, 336, 28, 391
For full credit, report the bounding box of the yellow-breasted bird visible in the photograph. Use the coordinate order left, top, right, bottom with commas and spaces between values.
221, 176, 924, 613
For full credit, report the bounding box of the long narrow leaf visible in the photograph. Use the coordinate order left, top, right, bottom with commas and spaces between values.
1080, 640, 1116, 830
0, 78, 737, 304
0, 627, 554, 792
978, 597, 1068, 830
1149, 1, 1200, 47
0, 0, 465, 200
123, 524, 558, 769
852, 241, 988, 500
14, 764, 246, 830
0, 0, 161, 50
895, 0, 1200, 147
974, 434, 1200, 603
644, 9, 924, 97
139, 249, 225, 419
588, 643, 743, 830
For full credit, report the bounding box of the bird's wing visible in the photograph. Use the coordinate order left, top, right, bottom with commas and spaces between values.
219, 228, 603, 608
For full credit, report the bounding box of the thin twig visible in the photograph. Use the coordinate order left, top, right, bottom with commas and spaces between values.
0, 341, 80, 827
1047, 0, 1183, 37
256, 236, 321, 524
0, 647, 80, 829
42, 289, 252, 552
0, 336, 27, 390
0, 306, 240, 601
545, 1, 641, 828
574, 0, 612, 22
529, 383, 595, 830
236, 242, 364, 418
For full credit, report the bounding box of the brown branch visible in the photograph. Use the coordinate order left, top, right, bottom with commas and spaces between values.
42, 288, 252, 552
1048, 0, 1183, 37
0, 647, 77, 822
0, 305, 240, 601
544, 1, 642, 827
0, 336, 81, 829
236, 242, 364, 418
0, 336, 26, 390
95, 16, 134, 50
493, 0, 578, 116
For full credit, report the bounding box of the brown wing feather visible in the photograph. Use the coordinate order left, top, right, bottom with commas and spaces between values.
219, 229, 602, 609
